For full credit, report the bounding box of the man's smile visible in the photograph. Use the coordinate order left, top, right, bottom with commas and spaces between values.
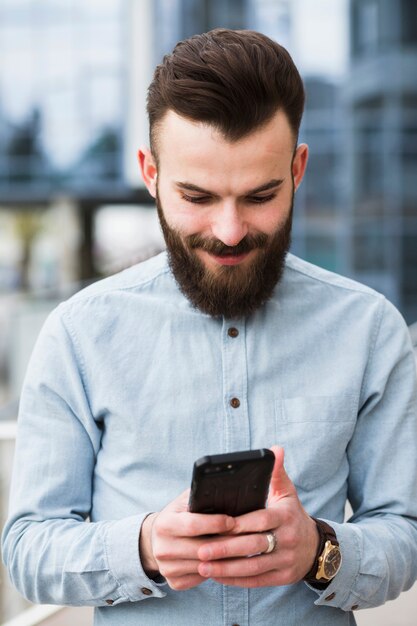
199, 248, 255, 267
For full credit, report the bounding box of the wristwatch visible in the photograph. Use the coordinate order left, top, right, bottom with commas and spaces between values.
303, 518, 342, 586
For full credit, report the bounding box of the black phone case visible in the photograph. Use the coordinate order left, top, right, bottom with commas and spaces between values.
188, 448, 275, 516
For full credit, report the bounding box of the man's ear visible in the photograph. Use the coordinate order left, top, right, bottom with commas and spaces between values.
138, 147, 157, 198
292, 143, 309, 192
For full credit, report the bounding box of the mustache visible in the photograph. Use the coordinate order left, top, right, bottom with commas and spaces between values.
186, 232, 268, 256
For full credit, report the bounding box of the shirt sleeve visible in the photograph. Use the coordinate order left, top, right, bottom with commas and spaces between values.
310, 297, 417, 611
1, 303, 167, 606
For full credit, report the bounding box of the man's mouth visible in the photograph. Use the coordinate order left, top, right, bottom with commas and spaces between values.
205, 250, 253, 266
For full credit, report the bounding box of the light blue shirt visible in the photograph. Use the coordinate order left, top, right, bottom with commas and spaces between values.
2, 252, 417, 626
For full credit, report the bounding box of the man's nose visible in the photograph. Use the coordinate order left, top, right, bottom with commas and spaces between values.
210, 202, 248, 247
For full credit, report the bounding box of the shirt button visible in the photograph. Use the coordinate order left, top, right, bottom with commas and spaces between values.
228, 327, 239, 338
351, 604, 359, 610
105, 599, 114, 605
325, 592, 336, 601
230, 397, 240, 408
141, 587, 153, 596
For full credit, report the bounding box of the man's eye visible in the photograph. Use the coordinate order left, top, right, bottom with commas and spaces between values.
247, 193, 276, 204
181, 194, 211, 204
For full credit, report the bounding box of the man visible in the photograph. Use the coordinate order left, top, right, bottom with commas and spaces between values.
2, 28, 417, 625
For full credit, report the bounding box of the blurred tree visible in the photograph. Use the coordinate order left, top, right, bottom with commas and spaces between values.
74, 127, 122, 181
5, 109, 49, 183
13, 212, 44, 290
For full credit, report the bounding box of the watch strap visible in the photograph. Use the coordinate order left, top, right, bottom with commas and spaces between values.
303, 517, 339, 585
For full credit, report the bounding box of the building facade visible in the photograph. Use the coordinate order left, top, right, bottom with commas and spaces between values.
346, 0, 417, 322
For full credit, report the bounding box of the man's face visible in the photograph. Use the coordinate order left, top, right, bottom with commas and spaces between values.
139, 110, 308, 318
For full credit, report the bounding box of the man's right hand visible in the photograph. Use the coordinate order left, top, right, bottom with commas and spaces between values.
139, 490, 235, 590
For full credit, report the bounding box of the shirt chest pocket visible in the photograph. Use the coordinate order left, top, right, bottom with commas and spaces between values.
274, 395, 357, 492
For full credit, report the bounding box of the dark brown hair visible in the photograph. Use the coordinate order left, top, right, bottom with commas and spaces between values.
147, 28, 305, 155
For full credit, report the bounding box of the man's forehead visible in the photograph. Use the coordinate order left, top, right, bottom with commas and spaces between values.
154, 109, 295, 169
155, 110, 228, 152
156, 109, 294, 150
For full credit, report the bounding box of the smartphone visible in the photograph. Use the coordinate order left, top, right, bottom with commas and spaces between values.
188, 448, 275, 516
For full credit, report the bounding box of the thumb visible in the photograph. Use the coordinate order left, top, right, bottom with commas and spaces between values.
268, 446, 296, 502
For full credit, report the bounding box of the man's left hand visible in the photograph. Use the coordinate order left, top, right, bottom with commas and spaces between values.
196, 446, 319, 588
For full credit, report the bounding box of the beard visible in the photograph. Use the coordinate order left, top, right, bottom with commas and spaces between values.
156, 188, 293, 319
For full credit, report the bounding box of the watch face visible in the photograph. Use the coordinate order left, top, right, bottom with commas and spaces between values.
324, 546, 342, 578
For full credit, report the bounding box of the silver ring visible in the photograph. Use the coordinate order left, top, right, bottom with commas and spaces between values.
264, 531, 277, 554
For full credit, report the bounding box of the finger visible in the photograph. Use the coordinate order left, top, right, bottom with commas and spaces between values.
198, 533, 272, 561
213, 576, 260, 588
198, 554, 275, 579
168, 574, 206, 591
155, 536, 216, 560
154, 538, 199, 560
156, 510, 235, 537
268, 446, 296, 501
160, 559, 202, 578
229, 507, 279, 535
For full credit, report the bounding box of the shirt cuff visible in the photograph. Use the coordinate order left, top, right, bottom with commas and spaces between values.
105, 513, 167, 604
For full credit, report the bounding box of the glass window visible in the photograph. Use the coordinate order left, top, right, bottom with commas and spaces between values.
305, 235, 339, 272
352, 0, 379, 56
401, 0, 417, 45
0, 0, 125, 190
353, 228, 388, 271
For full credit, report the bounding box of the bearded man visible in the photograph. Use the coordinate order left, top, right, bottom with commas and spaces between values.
3, 29, 417, 626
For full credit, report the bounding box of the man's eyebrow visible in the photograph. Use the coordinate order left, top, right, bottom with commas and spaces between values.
174, 179, 284, 197
175, 182, 215, 195
247, 179, 284, 195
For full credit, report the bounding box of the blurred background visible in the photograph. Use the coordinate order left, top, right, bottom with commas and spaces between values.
0, 0, 416, 624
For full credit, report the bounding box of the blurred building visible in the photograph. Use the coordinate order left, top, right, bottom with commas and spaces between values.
153, 0, 248, 63
0, 0, 153, 287
152, 0, 292, 61
1, 0, 416, 322
346, 0, 417, 322
0, 1, 128, 193
293, 77, 348, 275
248, 0, 292, 49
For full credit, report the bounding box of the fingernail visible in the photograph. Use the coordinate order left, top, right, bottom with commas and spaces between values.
226, 517, 235, 530
199, 563, 211, 577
